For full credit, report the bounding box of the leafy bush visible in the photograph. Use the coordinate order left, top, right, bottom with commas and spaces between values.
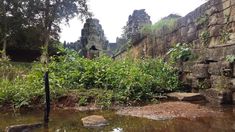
48, 49, 179, 102
0, 48, 179, 108
226, 55, 235, 63
0, 61, 32, 80
199, 30, 210, 45
167, 43, 192, 63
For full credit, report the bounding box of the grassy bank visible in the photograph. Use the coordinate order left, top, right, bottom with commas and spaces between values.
0, 49, 180, 109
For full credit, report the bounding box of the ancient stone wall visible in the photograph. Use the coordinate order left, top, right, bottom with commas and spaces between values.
115, 0, 235, 104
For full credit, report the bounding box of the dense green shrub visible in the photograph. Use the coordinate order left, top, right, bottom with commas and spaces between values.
0, 48, 179, 108
167, 43, 192, 62
48, 49, 179, 102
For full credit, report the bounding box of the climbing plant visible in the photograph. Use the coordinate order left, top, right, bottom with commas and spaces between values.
167, 43, 192, 63
199, 30, 210, 46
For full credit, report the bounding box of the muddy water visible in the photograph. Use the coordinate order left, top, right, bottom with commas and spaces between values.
0, 106, 235, 132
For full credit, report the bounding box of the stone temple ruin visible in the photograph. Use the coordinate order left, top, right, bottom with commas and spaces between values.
125, 9, 152, 42
114, 9, 152, 55
65, 9, 153, 57
65, 18, 109, 58
80, 18, 109, 58
115, 0, 235, 105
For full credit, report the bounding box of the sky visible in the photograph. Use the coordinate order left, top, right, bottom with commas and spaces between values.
60, 0, 206, 43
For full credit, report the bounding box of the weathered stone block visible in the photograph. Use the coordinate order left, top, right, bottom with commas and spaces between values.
201, 88, 233, 105
187, 32, 197, 42
223, 44, 235, 57
209, 14, 219, 26
167, 92, 206, 102
231, 0, 235, 6
232, 63, 235, 77
222, 0, 231, 9
206, 6, 218, 16
208, 62, 221, 75
210, 75, 220, 88
233, 92, 235, 104
206, 48, 224, 61
209, 37, 221, 46
183, 61, 195, 72
230, 78, 235, 87
220, 62, 233, 77
193, 64, 209, 79
209, 25, 222, 37
180, 27, 188, 37
192, 77, 199, 88
223, 7, 231, 17
210, 75, 231, 90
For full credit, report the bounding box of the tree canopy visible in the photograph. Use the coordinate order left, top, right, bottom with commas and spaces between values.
0, 0, 91, 61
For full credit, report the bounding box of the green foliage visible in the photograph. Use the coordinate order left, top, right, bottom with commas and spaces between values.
0, 61, 32, 80
226, 55, 235, 63
196, 15, 209, 27
167, 43, 192, 62
141, 18, 178, 36
215, 76, 230, 91
198, 79, 210, 90
220, 29, 230, 44
78, 96, 88, 106
0, 61, 61, 108
0, 48, 179, 108
49, 50, 179, 102
199, 30, 210, 45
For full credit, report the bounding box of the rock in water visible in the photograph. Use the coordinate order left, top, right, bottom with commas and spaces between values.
167, 92, 206, 102
117, 102, 220, 121
5, 123, 42, 132
81, 115, 108, 127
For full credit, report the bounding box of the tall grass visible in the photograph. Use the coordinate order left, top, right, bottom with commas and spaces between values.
140, 17, 179, 36
0, 61, 32, 80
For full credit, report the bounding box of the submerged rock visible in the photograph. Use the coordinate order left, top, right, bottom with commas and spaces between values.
5, 123, 42, 132
167, 92, 206, 102
117, 102, 220, 121
81, 115, 108, 127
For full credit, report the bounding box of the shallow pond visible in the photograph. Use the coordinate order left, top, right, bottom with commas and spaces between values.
0, 105, 235, 132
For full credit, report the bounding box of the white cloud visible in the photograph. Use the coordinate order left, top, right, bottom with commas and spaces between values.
60, 0, 206, 43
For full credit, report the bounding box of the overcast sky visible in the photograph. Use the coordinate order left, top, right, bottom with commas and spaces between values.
60, 0, 206, 43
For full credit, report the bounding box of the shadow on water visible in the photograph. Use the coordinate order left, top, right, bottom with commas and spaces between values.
0, 105, 235, 132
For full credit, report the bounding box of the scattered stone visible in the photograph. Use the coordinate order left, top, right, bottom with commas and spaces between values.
81, 115, 108, 127
5, 123, 42, 132
117, 102, 220, 121
167, 92, 206, 102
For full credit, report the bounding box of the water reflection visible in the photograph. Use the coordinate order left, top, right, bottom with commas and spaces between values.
0, 107, 234, 132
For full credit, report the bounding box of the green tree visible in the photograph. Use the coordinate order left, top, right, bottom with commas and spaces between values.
0, 0, 9, 59
26, 0, 91, 64
0, 0, 27, 60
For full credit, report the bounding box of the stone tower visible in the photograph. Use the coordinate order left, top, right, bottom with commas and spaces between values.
126, 9, 152, 42
80, 18, 108, 58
